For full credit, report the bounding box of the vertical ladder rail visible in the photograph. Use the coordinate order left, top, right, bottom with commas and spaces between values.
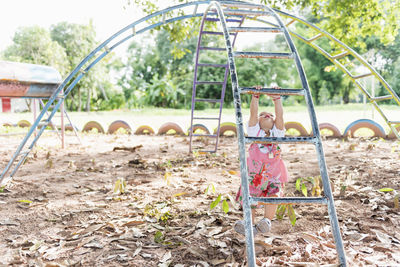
209, 2, 257, 265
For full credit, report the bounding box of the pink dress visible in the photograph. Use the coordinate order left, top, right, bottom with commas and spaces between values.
236, 124, 289, 208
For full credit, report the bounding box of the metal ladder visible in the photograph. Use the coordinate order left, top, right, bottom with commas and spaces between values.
189, 10, 245, 153
0, 94, 67, 186
207, 1, 346, 266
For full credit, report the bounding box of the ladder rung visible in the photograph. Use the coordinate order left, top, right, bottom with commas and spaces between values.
353, 73, 373, 79
233, 51, 294, 59
250, 197, 328, 205
223, 9, 272, 16
199, 46, 226, 51
201, 31, 235, 35
195, 98, 221, 103
192, 134, 218, 138
240, 87, 305, 96
307, 33, 323, 42
245, 136, 317, 144
205, 18, 242, 23
371, 95, 393, 101
331, 51, 349, 60
193, 117, 220, 120
196, 81, 224, 85
20, 150, 31, 156
228, 27, 282, 33
389, 121, 400, 125
197, 63, 228, 68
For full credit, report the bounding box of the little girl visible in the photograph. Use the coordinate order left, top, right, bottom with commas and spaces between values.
235, 85, 289, 235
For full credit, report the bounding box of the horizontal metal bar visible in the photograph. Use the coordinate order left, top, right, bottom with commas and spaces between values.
196, 81, 224, 85
371, 95, 393, 101
201, 31, 235, 35
220, 2, 264, 9
353, 73, 373, 79
250, 197, 328, 205
197, 63, 228, 68
205, 17, 242, 23
228, 26, 282, 33
240, 87, 305, 96
233, 51, 294, 59
195, 98, 222, 102
192, 134, 218, 138
389, 121, 400, 125
193, 117, 220, 120
245, 136, 317, 144
307, 33, 323, 42
331, 51, 349, 60
199, 46, 226, 51
223, 9, 272, 16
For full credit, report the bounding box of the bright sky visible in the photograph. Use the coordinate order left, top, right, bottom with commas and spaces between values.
0, 0, 147, 52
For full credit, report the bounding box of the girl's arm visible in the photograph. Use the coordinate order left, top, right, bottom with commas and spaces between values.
248, 86, 261, 127
271, 88, 284, 130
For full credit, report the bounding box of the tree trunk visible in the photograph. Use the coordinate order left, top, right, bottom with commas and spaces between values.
78, 87, 82, 112
86, 88, 91, 112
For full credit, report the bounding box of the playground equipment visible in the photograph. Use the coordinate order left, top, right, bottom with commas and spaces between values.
0, 60, 80, 147
1, 1, 400, 265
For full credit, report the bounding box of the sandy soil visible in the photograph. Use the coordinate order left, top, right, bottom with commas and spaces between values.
0, 133, 399, 266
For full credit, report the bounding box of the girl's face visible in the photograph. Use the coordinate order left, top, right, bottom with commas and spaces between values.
259, 111, 274, 131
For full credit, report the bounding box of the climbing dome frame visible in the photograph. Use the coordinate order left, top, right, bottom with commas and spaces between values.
2, 1, 400, 266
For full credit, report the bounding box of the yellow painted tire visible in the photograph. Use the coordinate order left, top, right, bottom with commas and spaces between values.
188, 123, 210, 135
284, 121, 308, 136
17, 120, 31, 128
107, 120, 132, 134
344, 119, 386, 138
214, 122, 237, 137
135, 125, 155, 135
310, 123, 342, 138
157, 122, 185, 135
82, 121, 105, 134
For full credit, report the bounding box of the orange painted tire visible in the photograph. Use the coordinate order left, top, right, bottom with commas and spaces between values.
214, 122, 237, 137
344, 119, 386, 138
157, 122, 184, 135
17, 120, 31, 128
107, 120, 132, 134
188, 123, 210, 135
82, 121, 105, 134
284, 121, 308, 136
310, 123, 341, 138
388, 124, 400, 139
135, 125, 155, 135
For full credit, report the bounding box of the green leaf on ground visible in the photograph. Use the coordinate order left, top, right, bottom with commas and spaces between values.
222, 199, 229, 214
210, 194, 222, 210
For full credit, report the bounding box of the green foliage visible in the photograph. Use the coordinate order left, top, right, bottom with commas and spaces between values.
276, 204, 296, 226
1, 26, 68, 75
296, 176, 322, 197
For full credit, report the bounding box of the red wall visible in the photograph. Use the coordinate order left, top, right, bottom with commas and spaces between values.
1, 98, 11, 112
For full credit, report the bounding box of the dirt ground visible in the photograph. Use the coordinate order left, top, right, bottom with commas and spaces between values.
0, 133, 399, 266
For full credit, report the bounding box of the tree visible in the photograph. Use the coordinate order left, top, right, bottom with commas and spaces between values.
131, 0, 400, 51
50, 21, 119, 112
1, 26, 68, 75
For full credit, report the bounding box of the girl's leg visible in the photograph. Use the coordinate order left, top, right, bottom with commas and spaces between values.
264, 194, 278, 220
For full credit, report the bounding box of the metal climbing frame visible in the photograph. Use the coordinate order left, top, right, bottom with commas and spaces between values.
206, 1, 346, 266
1, 0, 398, 264
189, 7, 245, 153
